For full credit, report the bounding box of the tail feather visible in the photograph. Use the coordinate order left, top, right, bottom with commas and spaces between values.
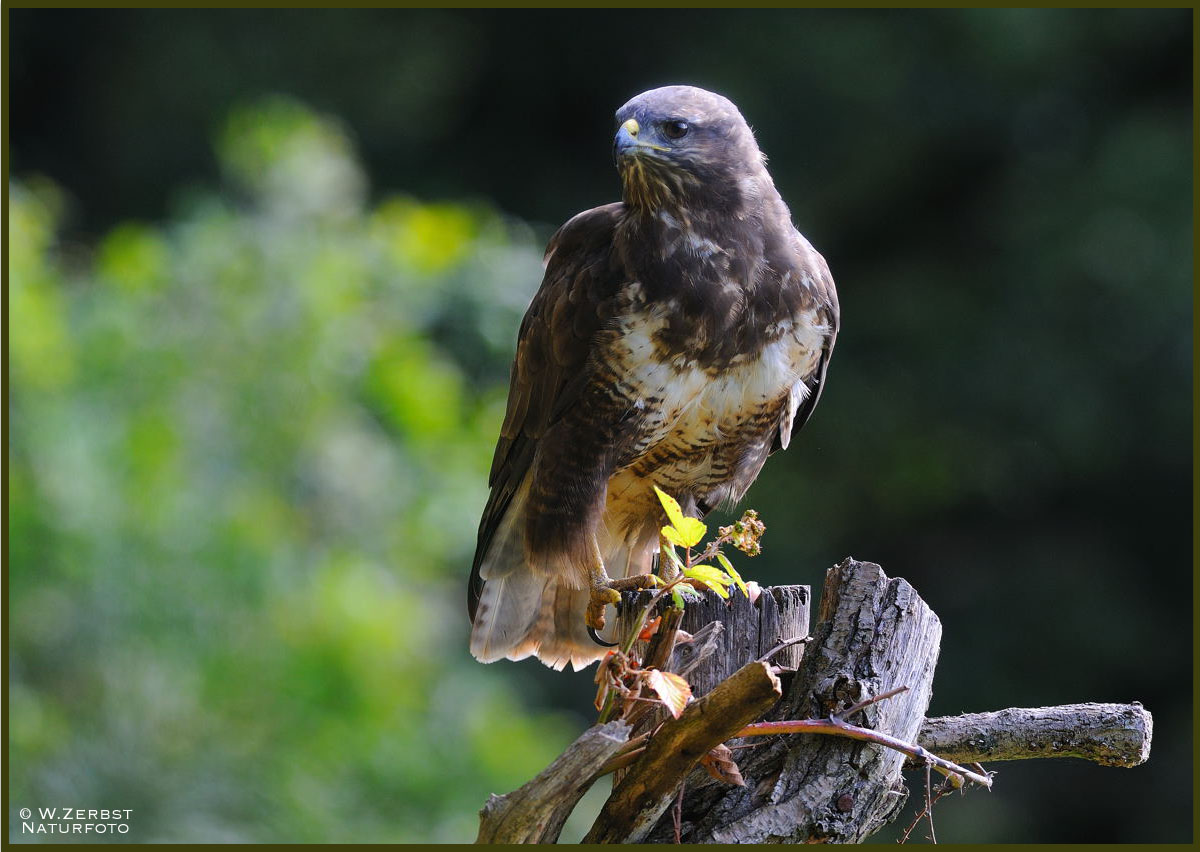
469, 571, 552, 662
470, 577, 607, 670
536, 585, 606, 671
469, 494, 659, 670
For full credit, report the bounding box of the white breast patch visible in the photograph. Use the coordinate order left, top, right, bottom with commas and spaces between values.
611, 303, 828, 459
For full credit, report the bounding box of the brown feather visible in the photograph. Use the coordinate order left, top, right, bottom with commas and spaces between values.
468, 87, 839, 669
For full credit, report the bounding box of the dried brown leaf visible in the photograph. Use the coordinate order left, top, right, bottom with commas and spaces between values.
645, 669, 692, 719
639, 615, 662, 642
700, 743, 745, 786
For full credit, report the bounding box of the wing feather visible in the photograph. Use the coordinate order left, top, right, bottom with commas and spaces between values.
468, 203, 626, 620
773, 232, 840, 453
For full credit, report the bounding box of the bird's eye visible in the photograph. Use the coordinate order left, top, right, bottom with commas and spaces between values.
662, 119, 689, 140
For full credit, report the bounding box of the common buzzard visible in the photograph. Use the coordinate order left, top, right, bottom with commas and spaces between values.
468, 85, 839, 670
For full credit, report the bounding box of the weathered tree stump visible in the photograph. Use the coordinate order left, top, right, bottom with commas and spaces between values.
615, 582, 811, 695
644, 558, 941, 843
475, 557, 1153, 844
609, 582, 810, 759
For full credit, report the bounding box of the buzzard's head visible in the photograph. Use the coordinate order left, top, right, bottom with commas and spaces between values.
613, 85, 767, 215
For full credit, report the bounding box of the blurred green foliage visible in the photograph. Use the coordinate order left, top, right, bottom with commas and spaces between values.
8, 101, 588, 843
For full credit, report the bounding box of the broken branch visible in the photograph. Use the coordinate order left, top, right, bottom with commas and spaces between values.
583, 660, 783, 843
913, 702, 1153, 768
475, 720, 631, 844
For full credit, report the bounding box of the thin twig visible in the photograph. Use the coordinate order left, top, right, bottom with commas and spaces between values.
734, 717, 992, 789
898, 773, 954, 844
596, 746, 646, 777
672, 779, 686, 844
838, 686, 910, 721
592, 731, 652, 778
924, 763, 937, 844
756, 635, 811, 663
690, 530, 736, 567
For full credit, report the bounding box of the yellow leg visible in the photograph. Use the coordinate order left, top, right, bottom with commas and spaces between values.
585, 539, 657, 631
657, 531, 681, 582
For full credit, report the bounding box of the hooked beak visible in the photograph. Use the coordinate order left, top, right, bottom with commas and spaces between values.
614, 118, 641, 160
613, 118, 668, 163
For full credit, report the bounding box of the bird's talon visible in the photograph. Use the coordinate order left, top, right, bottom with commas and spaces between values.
607, 575, 657, 593
587, 625, 618, 648
586, 586, 621, 631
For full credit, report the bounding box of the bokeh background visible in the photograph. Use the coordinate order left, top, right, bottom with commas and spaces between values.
7, 8, 1192, 844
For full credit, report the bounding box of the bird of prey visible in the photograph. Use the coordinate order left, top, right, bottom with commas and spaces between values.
468, 85, 839, 670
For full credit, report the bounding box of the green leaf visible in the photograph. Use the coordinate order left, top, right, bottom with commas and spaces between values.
670, 588, 687, 609
654, 486, 708, 547
683, 565, 732, 599
674, 583, 703, 604
716, 552, 749, 598
676, 517, 707, 548
685, 564, 732, 586
660, 525, 687, 548
653, 485, 687, 529
661, 518, 706, 549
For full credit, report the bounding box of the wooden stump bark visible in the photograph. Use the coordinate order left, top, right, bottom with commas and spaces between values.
643, 558, 941, 843
613, 582, 810, 704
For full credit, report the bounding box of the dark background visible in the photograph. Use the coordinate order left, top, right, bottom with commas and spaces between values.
8, 8, 1192, 843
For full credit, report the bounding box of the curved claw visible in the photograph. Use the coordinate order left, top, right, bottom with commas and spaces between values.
587, 626, 619, 648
